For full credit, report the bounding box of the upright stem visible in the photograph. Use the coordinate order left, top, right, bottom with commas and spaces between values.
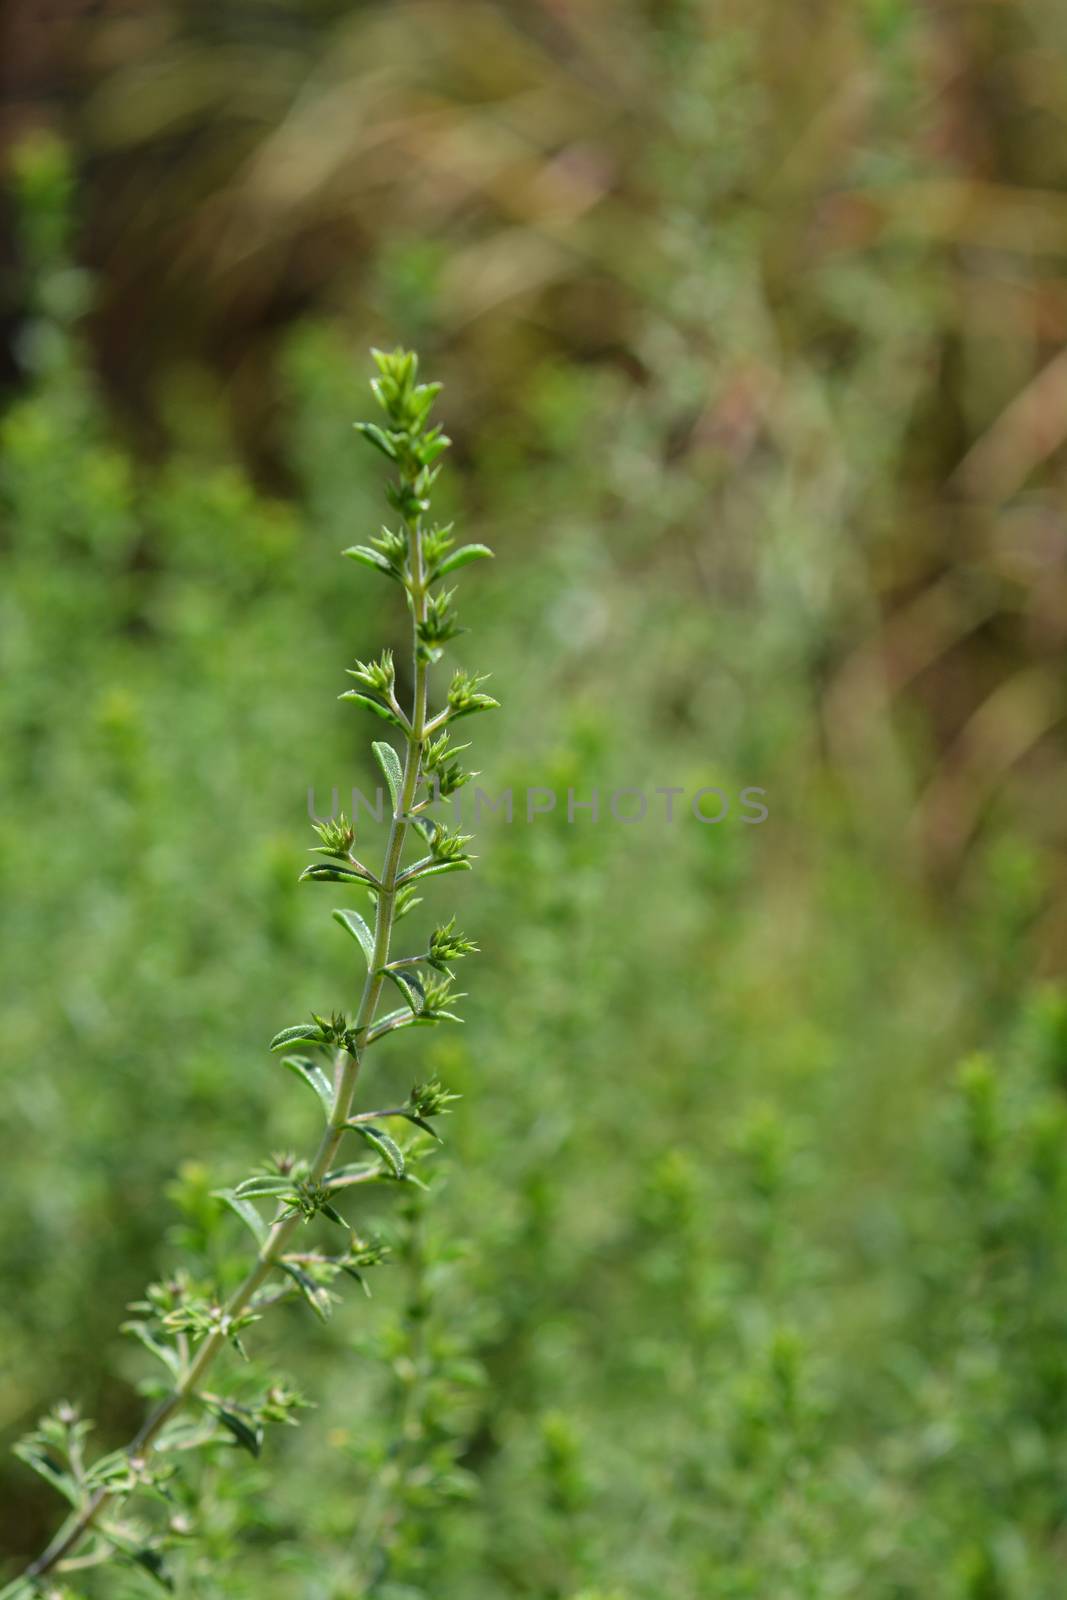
344, 1191, 428, 1593
24, 504, 429, 1583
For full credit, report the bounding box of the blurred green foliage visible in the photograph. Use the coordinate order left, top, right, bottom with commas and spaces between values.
3, 3, 1067, 1593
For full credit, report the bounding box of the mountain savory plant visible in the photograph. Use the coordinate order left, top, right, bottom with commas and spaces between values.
5, 350, 496, 1596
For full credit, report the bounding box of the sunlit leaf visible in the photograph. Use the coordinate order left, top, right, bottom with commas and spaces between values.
120, 1320, 183, 1380
332, 907, 376, 968
299, 861, 378, 887
347, 1123, 405, 1177
432, 543, 494, 578
381, 966, 425, 1014
269, 1022, 327, 1052
372, 740, 404, 811
234, 1174, 293, 1199
343, 544, 399, 581
282, 1055, 333, 1115
279, 1262, 332, 1323
338, 691, 407, 730
354, 420, 399, 460
12, 1443, 79, 1506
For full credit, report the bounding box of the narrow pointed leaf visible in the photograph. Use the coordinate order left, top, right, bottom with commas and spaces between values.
120, 1321, 183, 1379
95, 1523, 175, 1590
12, 1444, 79, 1506
325, 1161, 380, 1185
213, 1188, 269, 1248
372, 740, 404, 811
349, 1123, 405, 1178
448, 696, 499, 721
398, 858, 473, 886
234, 1175, 294, 1199
281, 1055, 333, 1115
354, 421, 399, 460
270, 1023, 326, 1052
381, 966, 426, 1014
131, 1547, 176, 1591
332, 907, 376, 968
417, 431, 451, 465
300, 861, 379, 886
343, 544, 398, 580
280, 1262, 332, 1322
210, 1405, 262, 1458
365, 1007, 413, 1042
339, 691, 408, 730
432, 543, 494, 577
403, 1111, 444, 1141
366, 1009, 459, 1044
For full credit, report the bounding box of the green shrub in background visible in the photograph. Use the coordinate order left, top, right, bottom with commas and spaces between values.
3, 136, 1067, 1598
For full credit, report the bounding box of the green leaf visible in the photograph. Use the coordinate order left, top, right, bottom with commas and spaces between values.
372, 740, 404, 811
365, 1006, 412, 1040
95, 1521, 175, 1589
324, 1161, 379, 1184
398, 857, 473, 886
300, 861, 378, 886
354, 420, 399, 460
121, 1320, 183, 1379
213, 1188, 269, 1249
432, 543, 494, 577
270, 1022, 326, 1052
448, 695, 500, 721
282, 1054, 333, 1115
392, 885, 422, 920
417, 427, 451, 465
381, 966, 426, 1014
332, 907, 376, 968
98, 1521, 176, 1591
402, 1110, 443, 1141
366, 1008, 460, 1044
279, 1262, 332, 1323
209, 1404, 262, 1458
338, 691, 408, 730
343, 544, 399, 580
131, 1546, 176, 1592
235, 1175, 294, 1199
12, 1443, 79, 1506
348, 1123, 405, 1178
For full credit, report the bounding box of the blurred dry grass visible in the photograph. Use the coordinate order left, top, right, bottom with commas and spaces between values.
3, 0, 1067, 958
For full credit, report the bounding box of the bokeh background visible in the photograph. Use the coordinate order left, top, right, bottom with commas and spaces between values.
3, 2, 1067, 1595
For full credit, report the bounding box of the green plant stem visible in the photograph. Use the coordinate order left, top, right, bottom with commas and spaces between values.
24, 506, 430, 1586
344, 1194, 428, 1595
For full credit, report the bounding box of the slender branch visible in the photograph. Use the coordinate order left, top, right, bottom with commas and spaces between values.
343, 1192, 429, 1594
22, 469, 432, 1585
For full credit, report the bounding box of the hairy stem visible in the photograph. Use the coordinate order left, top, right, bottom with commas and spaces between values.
24, 502, 430, 1584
